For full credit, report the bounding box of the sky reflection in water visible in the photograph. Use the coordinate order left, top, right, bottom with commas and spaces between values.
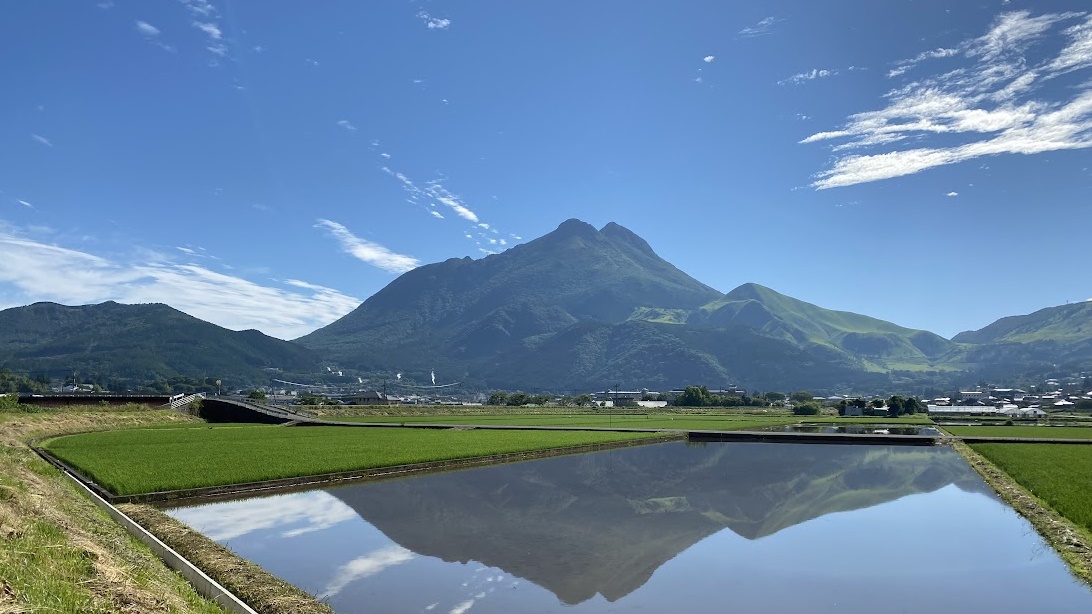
166, 442, 1092, 613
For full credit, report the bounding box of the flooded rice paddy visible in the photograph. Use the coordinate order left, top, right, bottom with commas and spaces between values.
165, 441, 1092, 613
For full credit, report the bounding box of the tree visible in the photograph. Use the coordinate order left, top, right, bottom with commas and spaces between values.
529, 394, 550, 405
792, 401, 822, 415
764, 392, 786, 403
675, 386, 712, 407
870, 398, 885, 408
506, 392, 530, 406
247, 389, 267, 400
487, 391, 508, 406
887, 395, 905, 417
790, 391, 814, 404
574, 394, 593, 407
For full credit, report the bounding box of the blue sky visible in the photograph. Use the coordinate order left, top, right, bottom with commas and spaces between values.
2, 0, 1090, 340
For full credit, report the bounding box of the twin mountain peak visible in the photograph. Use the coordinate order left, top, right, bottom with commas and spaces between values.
1, 219, 1088, 391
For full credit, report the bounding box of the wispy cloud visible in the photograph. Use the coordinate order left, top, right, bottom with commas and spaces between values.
182, 1, 228, 62
418, 11, 451, 30
946, 191, 960, 197
780, 68, 833, 85
738, 16, 783, 38
192, 21, 221, 40
703, 55, 715, 63
179, 0, 217, 18
31, 134, 53, 147
803, 11, 1092, 189
135, 20, 160, 36
319, 547, 415, 599
315, 219, 419, 274
779, 66, 863, 86
381, 167, 481, 223
336, 120, 357, 132
429, 210, 444, 219
888, 48, 959, 78
0, 225, 358, 339
16, 200, 34, 209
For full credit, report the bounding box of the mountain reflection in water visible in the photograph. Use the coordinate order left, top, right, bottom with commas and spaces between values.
330, 442, 986, 604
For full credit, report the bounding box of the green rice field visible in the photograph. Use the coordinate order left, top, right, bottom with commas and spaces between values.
42, 426, 663, 496
969, 443, 1092, 536
946, 425, 1092, 439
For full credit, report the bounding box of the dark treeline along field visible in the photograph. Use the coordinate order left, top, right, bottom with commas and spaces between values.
2, 220, 1091, 395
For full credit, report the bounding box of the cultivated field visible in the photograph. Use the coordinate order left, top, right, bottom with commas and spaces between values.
43, 425, 665, 496
946, 425, 1092, 439
968, 443, 1092, 537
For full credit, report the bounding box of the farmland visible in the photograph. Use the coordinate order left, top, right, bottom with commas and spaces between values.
42, 425, 664, 496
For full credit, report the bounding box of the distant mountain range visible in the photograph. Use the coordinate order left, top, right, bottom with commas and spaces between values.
0, 301, 319, 388
1, 219, 1089, 392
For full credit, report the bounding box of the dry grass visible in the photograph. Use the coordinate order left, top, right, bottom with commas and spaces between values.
0, 407, 227, 613
120, 505, 334, 614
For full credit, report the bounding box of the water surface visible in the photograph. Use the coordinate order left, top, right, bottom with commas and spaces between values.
744, 423, 942, 436
166, 442, 1092, 613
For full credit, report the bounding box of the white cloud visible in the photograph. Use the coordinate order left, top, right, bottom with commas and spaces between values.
418, 11, 451, 30
430, 210, 444, 219
1046, 14, 1092, 75
31, 134, 53, 147
888, 47, 959, 78
97, 1, 114, 8
946, 191, 959, 197
179, 0, 217, 18
0, 227, 359, 339
780, 68, 835, 85
804, 11, 1092, 189
319, 547, 415, 598
738, 16, 782, 38
336, 120, 357, 132
193, 21, 222, 40
135, 21, 160, 36
315, 219, 420, 274
16, 200, 33, 209
703, 55, 715, 63
380, 152, 391, 159
176, 246, 197, 255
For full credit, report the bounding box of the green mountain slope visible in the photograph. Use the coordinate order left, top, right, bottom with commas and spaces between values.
298, 220, 977, 392
297, 219, 723, 372
954, 302, 1092, 345
0, 301, 320, 388
689, 283, 957, 367
951, 302, 1092, 378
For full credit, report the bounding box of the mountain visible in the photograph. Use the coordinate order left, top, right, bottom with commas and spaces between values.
951, 302, 1092, 378
333, 441, 988, 604
299, 220, 966, 392
297, 219, 728, 386
0, 301, 320, 388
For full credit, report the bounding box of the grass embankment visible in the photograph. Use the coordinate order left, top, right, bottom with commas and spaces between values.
958, 442, 1092, 584
946, 425, 1092, 439
43, 426, 665, 496
0, 405, 227, 613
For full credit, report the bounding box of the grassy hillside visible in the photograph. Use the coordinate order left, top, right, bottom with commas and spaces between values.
0, 301, 320, 388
